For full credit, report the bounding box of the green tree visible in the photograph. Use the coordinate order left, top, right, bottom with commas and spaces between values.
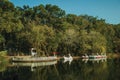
113, 24, 120, 53
79, 30, 107, 54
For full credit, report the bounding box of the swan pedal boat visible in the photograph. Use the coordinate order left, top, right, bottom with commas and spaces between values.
82, 54, 107, 59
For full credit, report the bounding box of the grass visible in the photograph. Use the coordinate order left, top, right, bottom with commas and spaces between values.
0, 50, 7, 56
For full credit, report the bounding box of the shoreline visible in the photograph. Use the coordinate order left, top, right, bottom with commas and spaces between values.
1, 53, 120, 60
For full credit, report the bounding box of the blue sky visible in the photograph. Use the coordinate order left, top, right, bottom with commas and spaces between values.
10, 0, 120, 24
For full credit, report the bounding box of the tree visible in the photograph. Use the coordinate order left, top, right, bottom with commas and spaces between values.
0, 0, 14, 11
0, 34, 5, 50
113, 24, 120, 53
79, 30, 107, 54
29, 25, 57, 56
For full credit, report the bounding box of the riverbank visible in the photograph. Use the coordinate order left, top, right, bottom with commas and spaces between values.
107, 53, 120, 59
1, 53, 120, 62
4, 55, 80, 60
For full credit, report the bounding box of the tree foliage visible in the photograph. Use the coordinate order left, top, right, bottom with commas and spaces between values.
0, 0, 120, 56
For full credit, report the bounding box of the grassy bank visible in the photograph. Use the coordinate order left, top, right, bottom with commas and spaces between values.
0, 50, 120, 60
107, 53, 120, 59
0, 51, 10, 72
0, 51, 7, 56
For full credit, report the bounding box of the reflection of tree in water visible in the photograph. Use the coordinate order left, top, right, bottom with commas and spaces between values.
55, 60, 109, 80
0, 64, 61, 80
107, 58, 120, 80
0, 66, 31, 80
29, 59, 120, 80
30, 65, 61, 80
55, 60, 82, 80
1, 59, 120, 80
81, 61, 109, 80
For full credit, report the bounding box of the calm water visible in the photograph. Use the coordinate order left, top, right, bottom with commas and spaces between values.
0, 58, 120, 80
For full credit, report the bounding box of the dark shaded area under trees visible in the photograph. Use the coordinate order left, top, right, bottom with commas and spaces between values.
0, 0, 120, 56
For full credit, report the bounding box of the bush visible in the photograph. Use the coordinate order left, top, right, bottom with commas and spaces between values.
0, 51, 7, 56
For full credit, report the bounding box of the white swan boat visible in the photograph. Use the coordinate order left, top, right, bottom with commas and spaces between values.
63, 54, 73, 64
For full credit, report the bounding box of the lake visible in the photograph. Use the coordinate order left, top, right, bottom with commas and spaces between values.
0, 58, 120, 80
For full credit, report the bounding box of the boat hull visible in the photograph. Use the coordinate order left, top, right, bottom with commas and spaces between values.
12, 56, 58, 62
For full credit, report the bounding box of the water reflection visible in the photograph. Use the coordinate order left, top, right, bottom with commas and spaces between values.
12, 61, 57, 71
107, 58, 120, 80
0, 58, 120, 80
